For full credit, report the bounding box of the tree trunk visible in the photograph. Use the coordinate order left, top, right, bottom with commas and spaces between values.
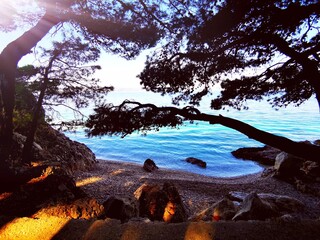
179, 110, 320, 163
0, 12, 60, 167
22, 55, 55, 164
21, 79, 47, 165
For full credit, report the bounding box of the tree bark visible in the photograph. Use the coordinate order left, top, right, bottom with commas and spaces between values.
177, 110, 320, 163
22, 55, 56, 164
0, 12, 60, 166
125, 103, 320, 163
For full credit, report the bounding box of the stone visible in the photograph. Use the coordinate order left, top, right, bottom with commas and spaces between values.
274, 152, 304, 179
232, 145, 280, 166
301, 161, 320, 178
228, 191, 304, 215
232, 192, 279, 221
143, 158, 159, 172
102, 196, 138, 223
190, 198, 238, 222
185, 157, 207, 168
40, 197, 104, 219
227, 191, 248, 202
134, 182, 187, 222
258, 193, 304, 213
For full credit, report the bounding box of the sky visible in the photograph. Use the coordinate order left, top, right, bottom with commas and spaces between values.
0, 29, 148, 92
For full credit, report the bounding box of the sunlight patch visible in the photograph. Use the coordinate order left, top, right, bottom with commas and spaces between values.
76, 176, 104, 187
0, 216, 69, 240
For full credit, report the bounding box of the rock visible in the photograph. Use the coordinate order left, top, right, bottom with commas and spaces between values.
102, 196, 138, 223
143, 158, 159, 172
9, 124, 97, 174
39, 197, 104, 219
227, 191, 249, 202
35, 124, 97, 173
232, 145, 280, 166
134, 184, 165, 221
295, 179, 320, 196
185, 157, 206, 168
274, 152, 304, 180
162, 182, 187, 223
232, 192, 279, 221
228, 191, 304, 214
258, 193, 304, 213
0, 166, 84, 216
134, 182, 187, 222
190, 198, 238, 222
301, 161, 320, 178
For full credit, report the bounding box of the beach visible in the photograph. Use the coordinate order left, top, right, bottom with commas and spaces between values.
2, 159, 320, 240
74, 160, 320, 219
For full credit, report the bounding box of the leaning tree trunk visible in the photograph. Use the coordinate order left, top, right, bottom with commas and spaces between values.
87, 102, 320, 163
179, 110, 320, 163
0, 12, 60, 167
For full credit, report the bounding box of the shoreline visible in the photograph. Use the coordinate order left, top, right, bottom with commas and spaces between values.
95, 159, 264, 181
74, 159, 320, 219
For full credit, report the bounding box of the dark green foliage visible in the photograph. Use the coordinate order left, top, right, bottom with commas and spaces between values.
0, 0, 167, 165
23, 37, 113, 127
86, 101, 184, 137
139, 0, 320, 110
13, 81, 43, 134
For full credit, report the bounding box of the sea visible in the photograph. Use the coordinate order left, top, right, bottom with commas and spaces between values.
62, 91, 320, 178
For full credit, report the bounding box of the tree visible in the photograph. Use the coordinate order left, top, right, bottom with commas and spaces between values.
20, 37, 112, 164
139, 0, 320, 110
86, 0, 320, 162
86, 101, 320, 163
0, 0, 166, 168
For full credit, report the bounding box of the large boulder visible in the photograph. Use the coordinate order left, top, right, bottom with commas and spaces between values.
258, 193, 304, 213
134, 182, 187, 222
232, 192, 279, 221
39, 197, 104, 219
9, 125, 97, 174
0, 166, 84, 216
274, 152, 304, 180
232, 145, 280, 166
102, 196, 138, 223
228, 191, 304, 214
35, 124, 97, 173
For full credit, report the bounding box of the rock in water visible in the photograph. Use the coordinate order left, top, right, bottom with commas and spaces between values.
143, 158, 159, 172
185, 157, 207, 168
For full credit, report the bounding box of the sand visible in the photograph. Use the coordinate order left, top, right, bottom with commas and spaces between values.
74, 160, 320, 219
1, 159, 320, 240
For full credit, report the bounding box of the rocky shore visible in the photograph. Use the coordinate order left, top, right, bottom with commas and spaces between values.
1, 159, 320, 239
1, 125, 320, 239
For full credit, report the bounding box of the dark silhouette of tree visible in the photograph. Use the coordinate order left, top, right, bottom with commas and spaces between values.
140, 0, 320, 110
86, 0, 320, 162
86, 101, 320, 163
0, 0, 166, 168
20, 38, 112, 164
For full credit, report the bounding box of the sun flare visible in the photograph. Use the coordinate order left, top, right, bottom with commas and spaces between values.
0, 0, 36, 28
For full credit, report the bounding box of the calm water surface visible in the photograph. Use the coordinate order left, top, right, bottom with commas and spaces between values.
64, 91, 320, 177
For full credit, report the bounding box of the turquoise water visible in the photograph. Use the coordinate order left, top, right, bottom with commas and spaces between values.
64, 91, 320, 177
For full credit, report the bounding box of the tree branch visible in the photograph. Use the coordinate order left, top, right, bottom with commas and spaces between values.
87, 101, 320, 163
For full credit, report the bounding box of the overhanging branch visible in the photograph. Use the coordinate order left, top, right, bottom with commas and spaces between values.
87, 101, 320, 163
